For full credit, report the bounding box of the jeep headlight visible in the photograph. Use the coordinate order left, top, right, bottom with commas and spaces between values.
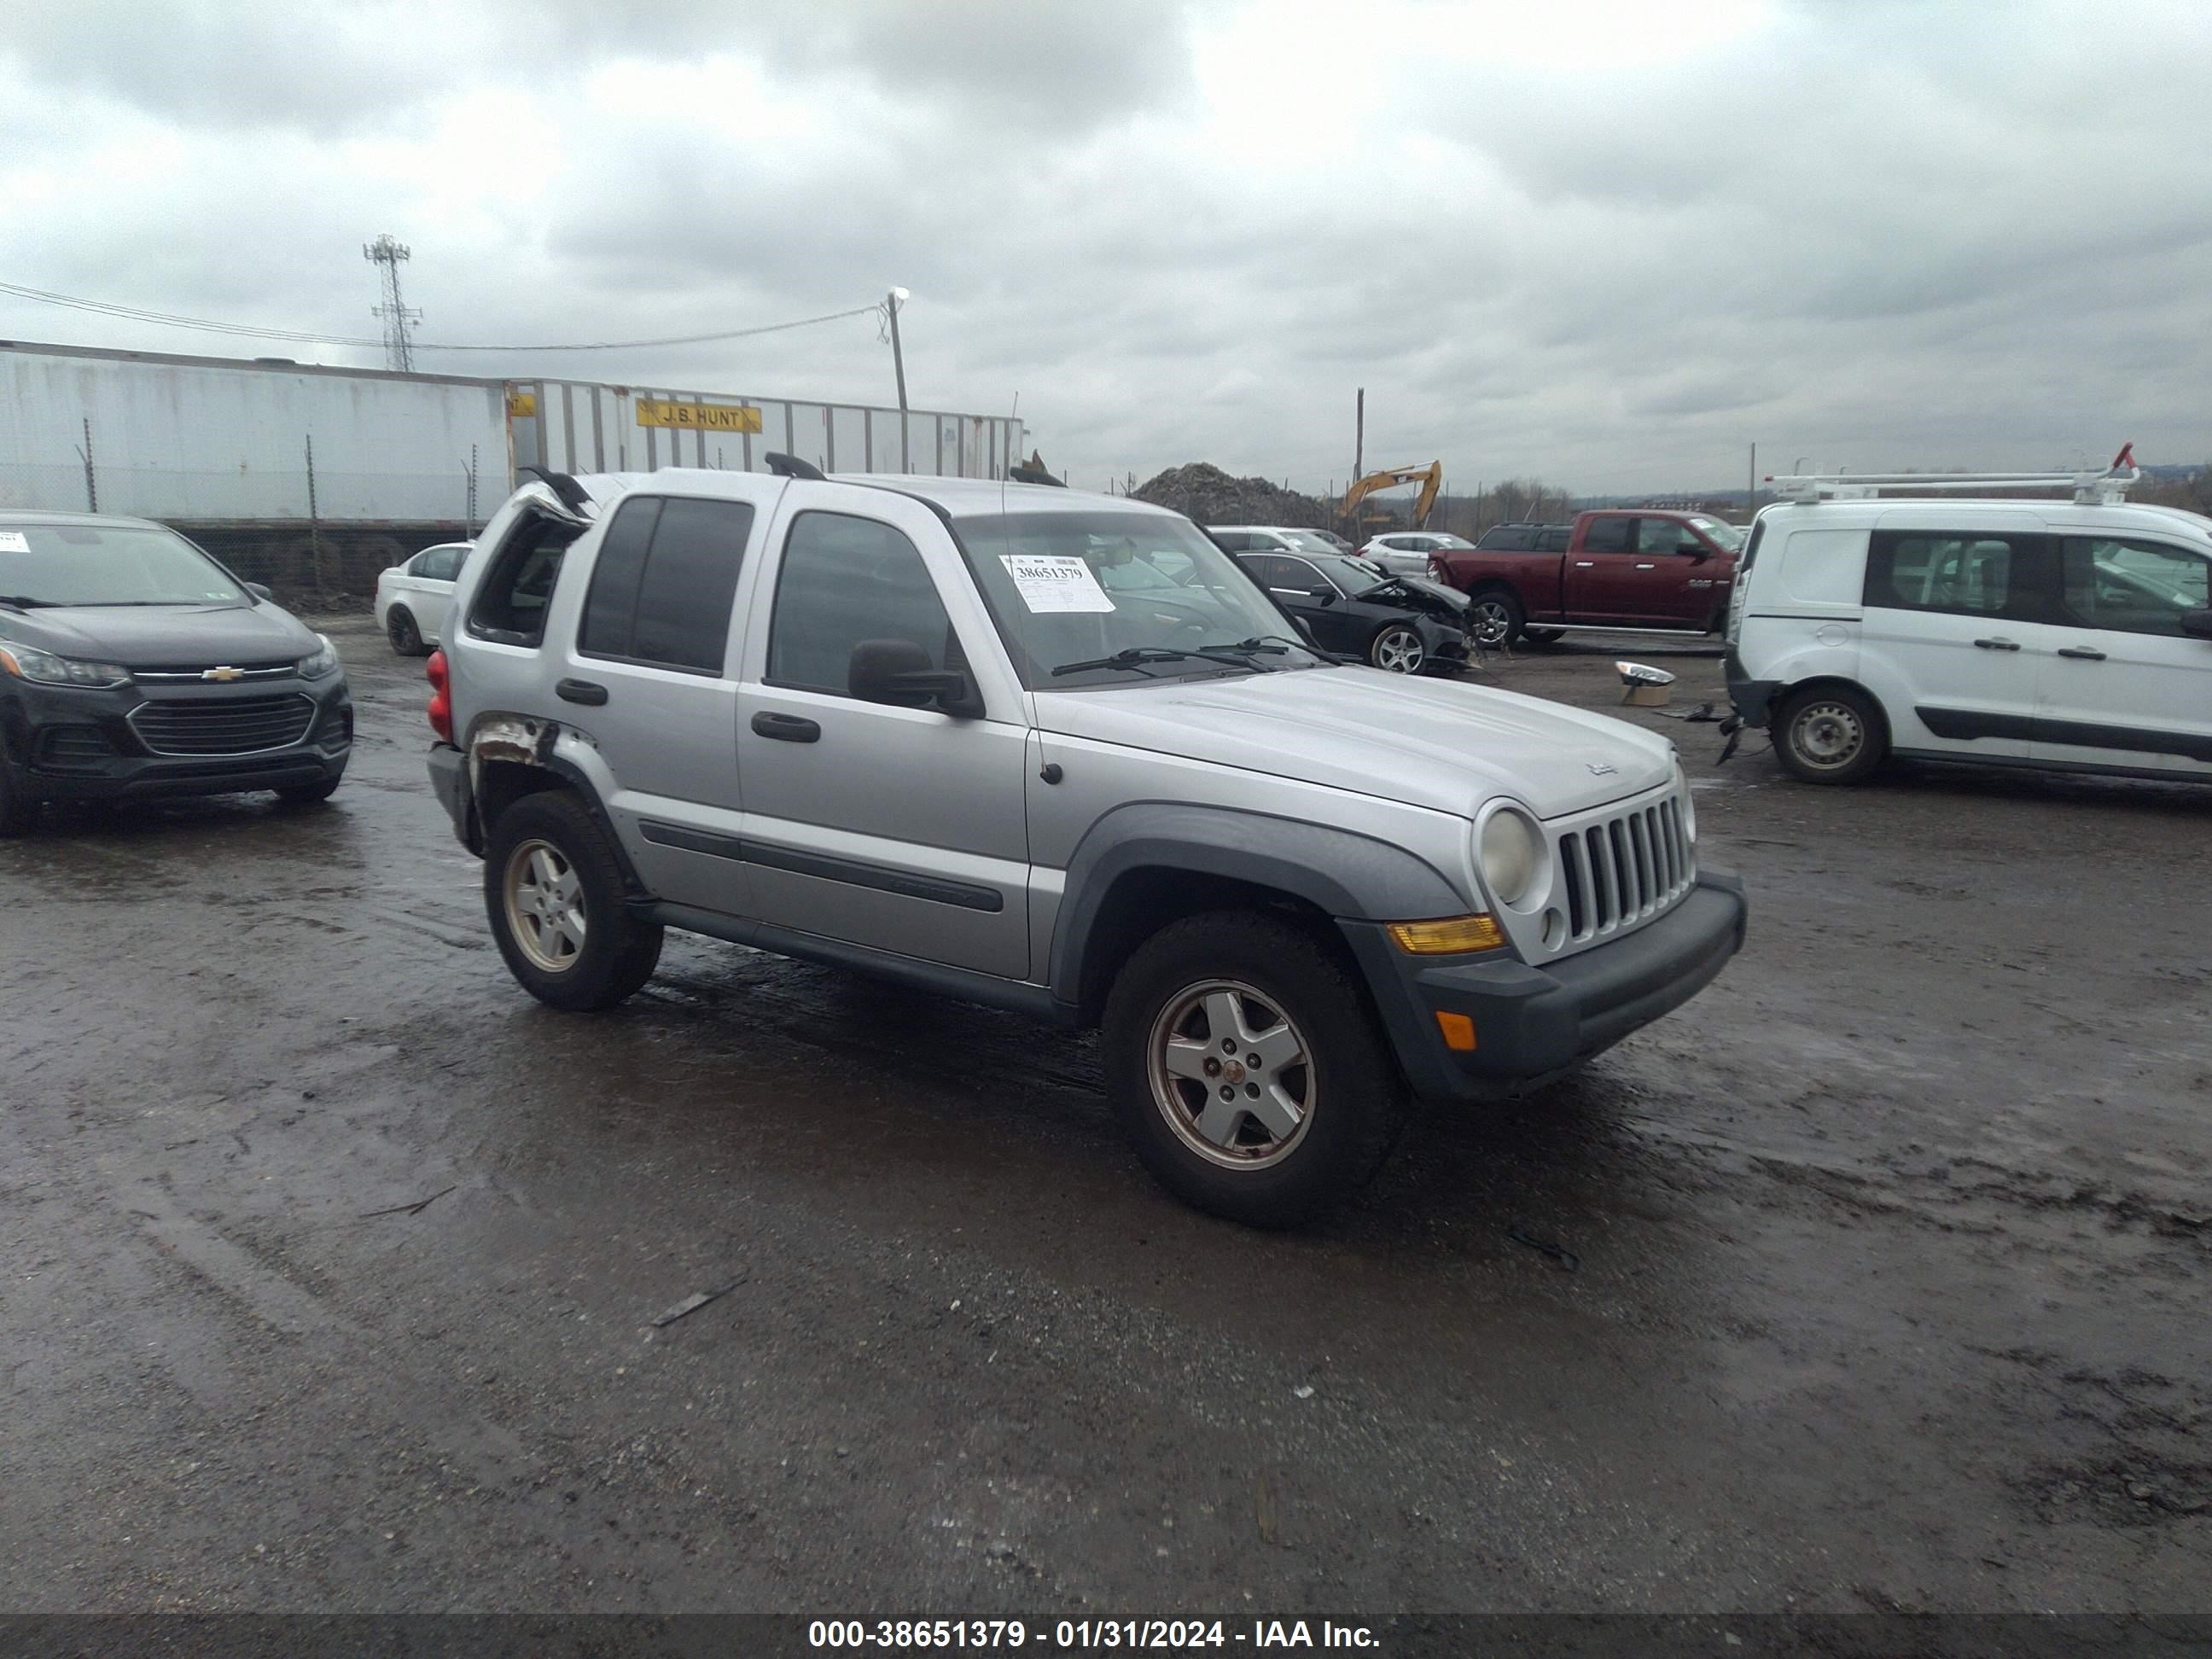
1478, 806, 1545, 909
1674, 759, 1697, 842
298, 635, 340, 679
0, 642, 132, 687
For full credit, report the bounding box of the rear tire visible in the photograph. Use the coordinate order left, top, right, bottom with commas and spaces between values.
387, 607, 426, 657
1102, 911, 1411, 1228
1773, 684, 1887, 785
1466, 588, 1525, 649
1521, 627, 1565, 646
484, 791, 663, 1010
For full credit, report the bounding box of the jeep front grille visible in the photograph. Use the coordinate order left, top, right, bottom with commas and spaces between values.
129, 694, 317, 757
1556, 795, 1695, 945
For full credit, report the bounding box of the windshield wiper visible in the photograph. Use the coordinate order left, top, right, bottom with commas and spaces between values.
1050, 643, 1285, 678
0, 594, 55, 608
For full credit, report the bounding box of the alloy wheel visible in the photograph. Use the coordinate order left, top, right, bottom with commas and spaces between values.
1372, 627, 1425, 673
1145, 980, 1316, 1170
503, 838, 588, 972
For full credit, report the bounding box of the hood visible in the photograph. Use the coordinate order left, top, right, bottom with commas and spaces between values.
0, 601, 318, 667
1384, 574, 1470, 614
1035, 667, 1674, 819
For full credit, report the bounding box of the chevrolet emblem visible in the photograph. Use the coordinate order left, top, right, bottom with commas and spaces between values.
203, 666, 244, 682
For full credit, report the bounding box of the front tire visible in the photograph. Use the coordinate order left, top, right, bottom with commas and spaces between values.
1102, 911, 1411, 1227
484, 791, 663, 1010
1466, 588, 1525, 649
1773, 684, 1887, 785
276, 771, 343, 806
1367, 625, 1426, 673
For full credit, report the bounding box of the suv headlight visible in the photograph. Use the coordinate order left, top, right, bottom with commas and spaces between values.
298, 635, 341, 679
1478, 805, 1546, 909
1674, 759, 1697, 841
0, 642, 132, 687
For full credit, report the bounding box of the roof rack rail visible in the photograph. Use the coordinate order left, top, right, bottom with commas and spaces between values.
1765, 444, 2139, 507
764, 452, 826, 480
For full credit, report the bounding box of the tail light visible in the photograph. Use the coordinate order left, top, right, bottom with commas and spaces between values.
426, 648, 453, 743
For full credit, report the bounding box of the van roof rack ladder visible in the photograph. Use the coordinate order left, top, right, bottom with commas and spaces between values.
1765, 443, 2140, 506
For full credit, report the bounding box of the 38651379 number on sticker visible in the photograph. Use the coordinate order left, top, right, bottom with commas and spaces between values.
1000, 555, 1116, 614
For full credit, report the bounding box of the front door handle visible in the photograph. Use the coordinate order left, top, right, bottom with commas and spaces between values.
1573, 561, 1595, 568
751, 711, 821, 743
556, 678, 608, 704
1972, 637, 2021, 652
2056, 645, 2107, 661
1633, 562, 1656, 569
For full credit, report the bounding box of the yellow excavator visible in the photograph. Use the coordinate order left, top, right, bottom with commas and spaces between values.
1340, 462, 1443, 534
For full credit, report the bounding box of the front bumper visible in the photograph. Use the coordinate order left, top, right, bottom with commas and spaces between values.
1, 675, 352, 803
1342, 870, 1749, 1103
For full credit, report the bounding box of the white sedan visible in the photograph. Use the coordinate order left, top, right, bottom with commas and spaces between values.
1358, 531, 1478, 578
375, 541, 470, 656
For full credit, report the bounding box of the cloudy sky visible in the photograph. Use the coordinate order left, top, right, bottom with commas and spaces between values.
3, 0, 2209, 497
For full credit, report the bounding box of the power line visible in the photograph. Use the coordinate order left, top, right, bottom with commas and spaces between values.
0, 279, 888, 355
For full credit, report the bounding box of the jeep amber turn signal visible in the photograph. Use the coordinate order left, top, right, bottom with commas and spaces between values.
1386, 914, 1505, 954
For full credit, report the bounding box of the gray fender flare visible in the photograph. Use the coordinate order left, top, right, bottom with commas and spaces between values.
1048, 801, 1468, 1009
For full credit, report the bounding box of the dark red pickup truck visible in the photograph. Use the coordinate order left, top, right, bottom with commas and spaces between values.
1427, 509, 1744, 647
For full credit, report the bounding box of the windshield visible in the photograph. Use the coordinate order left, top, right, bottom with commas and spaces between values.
1312, 555, 1392, 596
1429, 534, 1476, 550
1278, 530, 1342, 556
955, 511, 1328, 687
0, 521, 249, 607
1687, 516, 1746, 552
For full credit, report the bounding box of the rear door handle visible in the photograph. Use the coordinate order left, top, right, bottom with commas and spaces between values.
1972, 637, 2021, 652
2056, 645, 2107, 661
556, 678, 608, 704
1633, 562, 1656, 569
751, 711, 821, 743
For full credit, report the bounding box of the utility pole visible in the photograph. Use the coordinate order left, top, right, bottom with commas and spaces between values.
1747, 442, 1756, 521
1353, 388, 1365, 483
76, 416, 96, 512
887, 288, 911, 473
364, 235, 422, 372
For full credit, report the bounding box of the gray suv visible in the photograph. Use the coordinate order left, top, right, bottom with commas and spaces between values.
427, 461, 1746, 1225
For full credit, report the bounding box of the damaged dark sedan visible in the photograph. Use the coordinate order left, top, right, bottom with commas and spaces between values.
1231, 549, 1476, 675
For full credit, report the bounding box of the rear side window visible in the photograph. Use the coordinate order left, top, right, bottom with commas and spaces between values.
1866, 532, 2056, 620
767, 512, 954, 695
467, 515, 580, 648
412, 545, 466, 582
1535, 527, 1570, 552
578, 496, 754, 672
1582, 517, 1633, 553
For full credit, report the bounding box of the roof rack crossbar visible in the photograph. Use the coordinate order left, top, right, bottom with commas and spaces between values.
1766, 445, 2140, 506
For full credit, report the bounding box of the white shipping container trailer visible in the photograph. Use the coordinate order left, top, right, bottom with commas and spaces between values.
0, 341, 1026, 526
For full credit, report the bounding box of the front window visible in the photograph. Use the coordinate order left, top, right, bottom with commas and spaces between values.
2062, 538, 2210, 636
0, 521, 249, 608
954, 511, 1328, 687
1686, 516, 1745, 552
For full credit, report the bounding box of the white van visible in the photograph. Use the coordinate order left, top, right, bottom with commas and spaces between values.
1724, 461, 2212, 785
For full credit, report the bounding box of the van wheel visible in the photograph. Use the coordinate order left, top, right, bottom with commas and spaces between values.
387, 608, 425, 656
1102, 911, 1411, 1228
1773, 685, 1887, 785
1466, 589, 1524, 648
484, 791, 663, 1010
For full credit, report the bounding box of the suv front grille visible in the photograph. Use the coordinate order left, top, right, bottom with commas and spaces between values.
129, 695, 317, 757
131, 661, 298, 684
1557, 794, 1695, 945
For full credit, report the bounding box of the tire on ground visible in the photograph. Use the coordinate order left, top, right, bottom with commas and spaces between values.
1101, 909, 1412, 1227
1773, 684, 1888, 785
1466, 587, 1525, 649
387, 608, 426, 656
483, 789, 663, 1010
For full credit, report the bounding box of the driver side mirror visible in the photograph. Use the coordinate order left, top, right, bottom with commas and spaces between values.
247, 581, 274, 601
1307, 586, 1339, 606
2181, 608, 2212, 640
848, 638, 984, 718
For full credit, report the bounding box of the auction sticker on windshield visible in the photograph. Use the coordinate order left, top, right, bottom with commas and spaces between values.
1002, 554, 1115, 614
0, 532, 30, 553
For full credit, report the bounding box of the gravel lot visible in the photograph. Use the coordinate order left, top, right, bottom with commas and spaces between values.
3, 619, 2205, 1617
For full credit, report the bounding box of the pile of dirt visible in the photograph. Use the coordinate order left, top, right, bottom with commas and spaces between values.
1132, 463, 1333, 529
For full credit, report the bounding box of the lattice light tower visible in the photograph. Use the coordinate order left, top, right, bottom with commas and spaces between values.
363, 235, 422, 372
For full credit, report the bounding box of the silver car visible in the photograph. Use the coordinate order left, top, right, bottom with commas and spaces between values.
428, 461, 1746, 1225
